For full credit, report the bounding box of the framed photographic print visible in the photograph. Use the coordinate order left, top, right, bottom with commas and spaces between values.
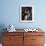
20, 5, 34, 22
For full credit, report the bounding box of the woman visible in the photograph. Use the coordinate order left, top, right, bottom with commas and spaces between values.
24, 8, 32, 20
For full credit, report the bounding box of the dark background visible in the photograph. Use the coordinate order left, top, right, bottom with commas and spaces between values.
21, 7, 32, 20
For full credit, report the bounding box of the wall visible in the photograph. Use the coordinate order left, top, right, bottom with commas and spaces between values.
0, 0, 46, 29
0, 0, 46, 43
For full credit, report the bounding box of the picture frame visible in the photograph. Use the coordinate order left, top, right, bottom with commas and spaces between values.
20, 5, 34, 22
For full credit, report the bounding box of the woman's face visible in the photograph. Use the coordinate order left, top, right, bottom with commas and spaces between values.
24, 9, 30, 15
